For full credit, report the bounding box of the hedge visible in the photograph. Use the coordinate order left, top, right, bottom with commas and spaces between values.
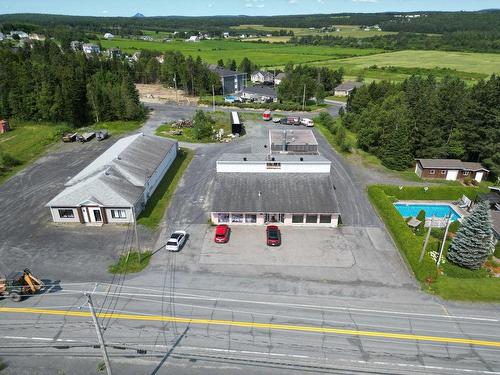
199, 98, 312, 112
377, 185, 486, 201
367, 186, 437, 282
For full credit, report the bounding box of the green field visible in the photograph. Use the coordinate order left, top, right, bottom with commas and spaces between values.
98, 38, 383, 67
315, 50, 500, 82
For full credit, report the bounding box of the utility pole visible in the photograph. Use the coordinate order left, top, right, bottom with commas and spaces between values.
173, 73, 178, 105
419, 215, 434, 263
302, 84, 306, 111
212, 84, 215, 112
86, 293, 112, 375
437, 216, 452, 266
132, 205, 140, 261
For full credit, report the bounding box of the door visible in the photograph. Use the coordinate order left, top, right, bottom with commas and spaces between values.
446, 170, 459, 181
265, 213, 284, 224
475, 171, 484, 182
92, 209, 102, 222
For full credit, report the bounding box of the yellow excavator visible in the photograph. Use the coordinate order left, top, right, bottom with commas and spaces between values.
0, 269, 44, 302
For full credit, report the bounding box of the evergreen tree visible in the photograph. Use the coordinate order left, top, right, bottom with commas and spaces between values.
447, 201, 494, 270
192, 110, 214, 140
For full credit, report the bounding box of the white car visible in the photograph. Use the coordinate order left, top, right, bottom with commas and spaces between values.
300, 118, 314, 127
165, 230, 187, 252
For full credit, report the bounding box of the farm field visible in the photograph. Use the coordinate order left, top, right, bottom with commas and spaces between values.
98, 38, 383, 66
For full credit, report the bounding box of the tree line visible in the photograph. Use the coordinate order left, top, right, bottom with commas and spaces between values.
0, 40, 144, 126
341, 75, 500, 176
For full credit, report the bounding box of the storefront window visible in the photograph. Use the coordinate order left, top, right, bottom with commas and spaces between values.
245, 214, 257, 223
218, 213, 229, 223
292, 214, 304, 223
58, 209, 74, 218
231, 214, 244, 223
306, 214, 317, 224
319, 215, 331, 224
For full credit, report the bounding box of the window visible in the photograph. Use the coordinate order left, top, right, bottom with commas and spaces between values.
306, 214, 318, 224
231, 214, 244, 223
245, 214, 257, 223
429, 170, 435, 175
319, 215, 332, 224
292, 214, 304, 223
218, 213, 229, 223
111, 209, 127, 219
463, 171, 469, 176
266, 162, 281, 169
441, 170, 446, 175
58, 209, 74, 218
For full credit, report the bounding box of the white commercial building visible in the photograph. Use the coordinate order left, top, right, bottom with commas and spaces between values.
46, 133, 178, 225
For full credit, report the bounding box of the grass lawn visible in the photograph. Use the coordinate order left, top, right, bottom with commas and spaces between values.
156, 111, 232, 143
325, 95, 348, 102
368, 185, 499, 302
137, 148, 194, 230
0, 121, 69, 184
108, 250, 152, 274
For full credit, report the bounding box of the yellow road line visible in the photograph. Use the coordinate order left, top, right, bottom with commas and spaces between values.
1, 307, 500, 348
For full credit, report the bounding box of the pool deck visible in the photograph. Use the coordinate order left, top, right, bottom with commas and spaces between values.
395, 200, 469, 228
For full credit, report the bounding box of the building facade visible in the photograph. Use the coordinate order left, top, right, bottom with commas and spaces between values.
334, 81, 364, 96
46, 134, 178, 225
415, 159, 489, 182
209, 65, 247, 95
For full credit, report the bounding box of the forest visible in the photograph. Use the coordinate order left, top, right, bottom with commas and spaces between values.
0, 40, 144, 126
341, 75, 500, 176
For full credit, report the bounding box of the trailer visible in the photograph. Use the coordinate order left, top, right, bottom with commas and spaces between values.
96, 130, 109, 141
77, 132, 96, 142
62, 133, 77, 142
230, 111, 243, 135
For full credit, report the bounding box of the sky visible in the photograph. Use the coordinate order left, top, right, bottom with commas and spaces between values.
0, 0, 499, 17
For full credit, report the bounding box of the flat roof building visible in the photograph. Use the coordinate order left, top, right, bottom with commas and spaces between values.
46, 133, 178, 225
269, 129, 319, 155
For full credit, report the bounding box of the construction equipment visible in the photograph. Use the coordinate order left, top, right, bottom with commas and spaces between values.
0, 269, 44, 302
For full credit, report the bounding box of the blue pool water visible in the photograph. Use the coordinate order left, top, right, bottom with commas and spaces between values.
394, 203, 461, 221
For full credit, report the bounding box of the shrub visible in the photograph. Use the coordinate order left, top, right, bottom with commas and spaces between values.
340, 140, 351, 153
416, 209, 426, 234
442, 260, 490, 279
448, 220, 461, 234
495, 242, 500, 258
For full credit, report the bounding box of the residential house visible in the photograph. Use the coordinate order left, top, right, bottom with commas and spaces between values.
9, 31, 29, 39
103, 33, 114, 40
29, 33, 45, 41
250, 70, 275, 84
186, 35, 200, 42
274, 72, 288, 85
46, 133, 178, 225
414, 159, 489, 182
334, 81, 364, 96
0, 119, 10, 134
208, 65, 247, 95
82, 43, 101, 55
156, 54, 165, 64
131, 51, 141, 62
240, 85, 277, 103
141, 35, 153, 41
70, 41, 83, 51
106, 48, 122, 59
223, 32, 230, 38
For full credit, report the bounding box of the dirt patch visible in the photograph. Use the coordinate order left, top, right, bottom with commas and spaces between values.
135, 84, 199, 105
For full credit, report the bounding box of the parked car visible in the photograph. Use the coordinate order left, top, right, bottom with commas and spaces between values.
263, 110, 271, 121
266, 225, 281, 246
300, 118, 314, 127
272, 117, 281, 123
165, 230, 187, 252
214, 224, 230, 243
96, 130, 109, 141
280, 117, 301, 125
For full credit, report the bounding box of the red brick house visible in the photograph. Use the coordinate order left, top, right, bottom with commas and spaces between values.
415, 159, 489, 182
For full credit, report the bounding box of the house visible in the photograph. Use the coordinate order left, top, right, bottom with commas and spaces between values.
70, 41, 82, 51
0, 119, 10, 134
492, 211, 500, 243
269, 129, 319, 155
141, 35, 153, 41
208, 65, 247, 95
223, 32, 230, 38
210, 130, 340, 227
82, 44, 100, 55
131, 51, 141, 62
29, 33, 45, 41
0, 32, 4, 41
186, 35, 200, 42
106, 48, 122, 59
274, 72, 287, 85
46, 133, 178, 225
103, 33, 114, 40
156, 54, 165, 64
414, 159, 489, 182
334, 81, 364, 96
9, 31, 29, 39
250, 70, 275, 84
240, 85, 277, 103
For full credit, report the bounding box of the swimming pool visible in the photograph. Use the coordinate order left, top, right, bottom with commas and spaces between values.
394, 203, 461, 221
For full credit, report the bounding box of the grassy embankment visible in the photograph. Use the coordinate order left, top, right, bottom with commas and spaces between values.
368, 185, 500, 301
0, 120, 143, 185
137, 148, 194, 230
109, 250, 153, 274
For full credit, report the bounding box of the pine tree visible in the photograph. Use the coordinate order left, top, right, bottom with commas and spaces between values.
447, 201, 494, 270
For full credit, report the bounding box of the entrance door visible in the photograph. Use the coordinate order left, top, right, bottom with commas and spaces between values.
475, 171, 484, 182
92, 209, 102, 222
265, 213, 284, 224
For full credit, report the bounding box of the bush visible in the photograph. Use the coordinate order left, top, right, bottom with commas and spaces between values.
340, 140, 351, 153
442, 261, 490, 279
494, 242, 500, 258
448, 220, 461, 234
378, 185, 486, 201
416, 209, 426, 234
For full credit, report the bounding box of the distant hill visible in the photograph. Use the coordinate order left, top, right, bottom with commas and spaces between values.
133, 13, 145, 18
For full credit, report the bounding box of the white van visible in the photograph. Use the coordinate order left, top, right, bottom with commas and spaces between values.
301, 118, 314, 127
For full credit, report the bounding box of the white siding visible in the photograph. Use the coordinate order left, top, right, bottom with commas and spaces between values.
211, 212, 339, 227
142, 145, 178, 204
50, 208, 80, 223
216, 161, 330, 173
415, 163, 423, 177
105, 208, 134, 223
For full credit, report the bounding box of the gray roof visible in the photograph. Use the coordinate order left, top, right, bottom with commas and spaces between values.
491, 211, 500, 238
335, 81, 364, 92
46, 133, 177, 208
208, 65, 247, 78
270, 129, 318, 147
218, 153, 330, 163
275, 72, 287, 80
212, 173, 339, 214
252, 71, 275, 79
416, 159, 488, 171
241, 85, 277, 98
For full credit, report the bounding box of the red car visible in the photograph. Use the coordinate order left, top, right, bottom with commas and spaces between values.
266, 225, 281, 246
214, 224, 230, 243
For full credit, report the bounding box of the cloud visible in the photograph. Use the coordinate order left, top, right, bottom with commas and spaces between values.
102, 10, 109, 14
288, 0, 298, 4
352, 0, 377, 2
244, 0, 265, 8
